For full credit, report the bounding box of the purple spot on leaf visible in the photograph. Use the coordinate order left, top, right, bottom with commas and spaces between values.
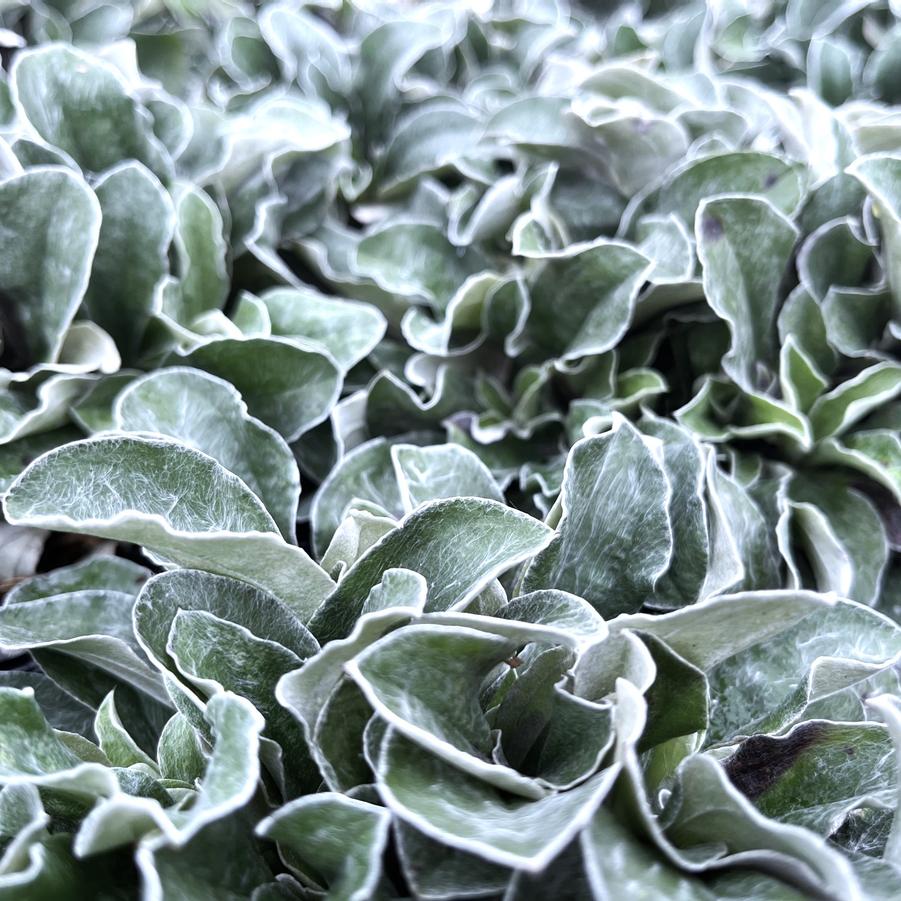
701, 214, 724, 240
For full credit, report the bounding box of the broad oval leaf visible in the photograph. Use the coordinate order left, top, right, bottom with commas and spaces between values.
0, 167, 100, 366
309, 498, 553, 642
3, 436, 334, 618
115, 367, 300, 542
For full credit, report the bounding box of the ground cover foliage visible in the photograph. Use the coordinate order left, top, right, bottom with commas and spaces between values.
0, 0, 899, 897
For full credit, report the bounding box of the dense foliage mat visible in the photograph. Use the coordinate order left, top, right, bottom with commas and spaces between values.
0, 0, 900, 898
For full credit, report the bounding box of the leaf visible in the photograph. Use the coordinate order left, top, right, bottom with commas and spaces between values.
0, 687, 118, 800
258, 286, 386, 371
6, 556, 149, 603
573, 632, 656, 704
637, 633, 708, 753
0, 833, 140, 899
138, 814, 274, 901
703, 454, 781, 593
365, 367, 472, 435
705, 599, 901, 743
134, 569, 318, 677
0, 167, 100, 365
81, 692, 264, 858
866, 694, 901, 862
614, 676, 863, 899
582, 807, 800, 900
789, 472, 888, 604
815, 430, 901, 502
355, 221, 485, 309
575, 105, 690, 196
356, 19, 453, 147
114, 367, 300, 541
319, 508, 397, 580
84, 162, 174, 363
258, 4, 350, 97
175, 337, 341, 441
0, 373, 94, 446
277, 568, 427, 747
94, 692, 158, 770
695, 195, 798, 391
11, 44, 170, 178
809, 361, 901, 441
0, 673, 93, 737
723, 720, 894, 837
308, 498, 552, 642
56, 321, 120, 374
634, 213, 695, 284
169, 183, 229, 326
311, 437, 405, 556
156, 713, 204, 785
391, 443, 504, 513
134, 570, 317, 791
822, 286, 892, 358
374, 679, 643, 872
166, 609, 319, 795
0, 589, 165, 703
779, 336, 828, 414
395, 822, 511, 900
609, 589, 834, 672
231, 292, 270, 338
778, 285, 838, 377
3, 435, 334, 619
0, 783, 47, 876
348, 622, 545, 797
498, 590, 607, 649
0, 524, 45, 583
663, 754, 862, 900
310, 677, 374, 792
525, 239, 652, 361
796, 216, 873, 304
257, 795, 390, 901
378, 104, 482, 196
401, 272, 505, 357
485, 96, 599, 163
638, 415, 710, 609
631, 151, 805, 228
847, 153, 901, 319
375, 728, 619, 872
0, 427, 82, 493
70, 373, 136, 433
490, 646, 614, 789
522, 417, 673, 617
